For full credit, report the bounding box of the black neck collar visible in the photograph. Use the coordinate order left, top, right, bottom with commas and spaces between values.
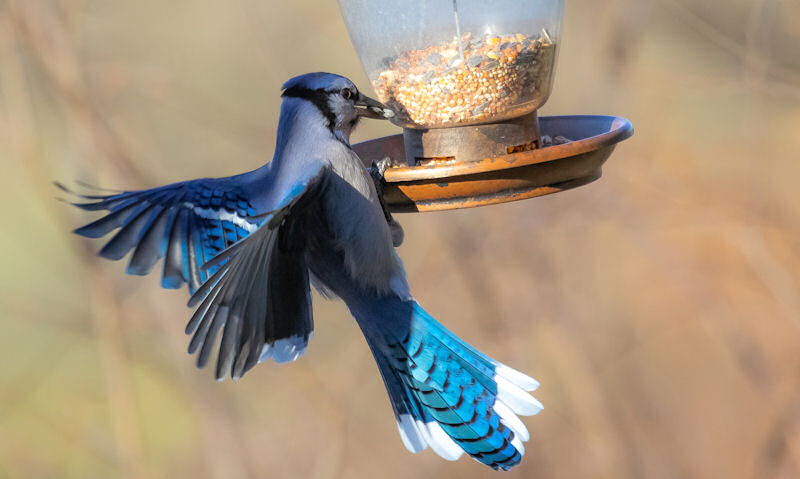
282, 86, 336, 132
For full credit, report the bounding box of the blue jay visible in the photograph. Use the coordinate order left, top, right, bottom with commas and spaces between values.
66, 72, 542, 470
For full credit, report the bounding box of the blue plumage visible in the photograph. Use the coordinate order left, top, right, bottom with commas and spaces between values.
350, 295, 541, 470
69, 178, 261, 292
65, 72, 542, 470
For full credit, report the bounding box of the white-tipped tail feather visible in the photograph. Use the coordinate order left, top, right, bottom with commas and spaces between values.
495, 364, 541, 391
496, 375, 544, 416
425, 422, 464, 461
493, 400, 530, 442
395, 416, 465, 461
396, 415, 427, 453
395, 366, 541, 464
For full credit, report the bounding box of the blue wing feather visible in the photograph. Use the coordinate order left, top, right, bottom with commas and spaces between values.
67, 178, 262, 294
68, 161, 329, 380
184, 163, 328, 380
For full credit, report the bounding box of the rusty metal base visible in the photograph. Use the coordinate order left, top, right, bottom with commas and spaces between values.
352, 115, 634, 213
402, 112, 541, 165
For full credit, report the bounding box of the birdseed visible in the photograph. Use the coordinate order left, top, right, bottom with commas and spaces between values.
373, 31, 556, 128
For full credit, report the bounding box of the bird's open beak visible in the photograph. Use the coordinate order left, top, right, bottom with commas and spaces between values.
354, 92, 395, 119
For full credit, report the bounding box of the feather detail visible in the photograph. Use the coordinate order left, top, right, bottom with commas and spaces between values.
181, 163, 327, 380
127, 206, 170, 275
356, 296, 540, 470
64, 179, 261, 293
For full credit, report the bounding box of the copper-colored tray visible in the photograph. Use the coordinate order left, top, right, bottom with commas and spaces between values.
353, 115, 634, 212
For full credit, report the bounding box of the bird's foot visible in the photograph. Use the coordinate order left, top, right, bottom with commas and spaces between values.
368, 156, 398, 186
368, 157, 405, 247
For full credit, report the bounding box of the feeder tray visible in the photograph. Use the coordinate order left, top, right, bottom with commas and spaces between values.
341, 1, 631, 212
354, 115, 633, 212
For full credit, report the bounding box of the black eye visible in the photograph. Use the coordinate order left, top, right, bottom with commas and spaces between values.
341, 88, 354, 100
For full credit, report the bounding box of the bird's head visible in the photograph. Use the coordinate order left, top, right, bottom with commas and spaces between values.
281, 72, 394, 142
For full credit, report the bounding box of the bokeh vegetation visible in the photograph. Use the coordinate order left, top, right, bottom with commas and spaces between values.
1, 0, 799, 477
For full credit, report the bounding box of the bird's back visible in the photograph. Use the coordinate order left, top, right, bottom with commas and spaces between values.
310, 144, 405, 296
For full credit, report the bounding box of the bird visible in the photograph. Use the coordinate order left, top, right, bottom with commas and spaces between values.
63, 72, 543, 470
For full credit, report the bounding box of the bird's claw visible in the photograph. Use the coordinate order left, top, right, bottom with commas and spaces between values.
369, 156, 397, 184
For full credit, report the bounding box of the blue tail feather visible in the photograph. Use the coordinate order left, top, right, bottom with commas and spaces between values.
354, 295, 542, 470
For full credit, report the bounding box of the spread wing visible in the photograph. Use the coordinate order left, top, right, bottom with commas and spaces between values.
62, 176, 262, 294
65, 159, 329, 380
184, 163, 329, 380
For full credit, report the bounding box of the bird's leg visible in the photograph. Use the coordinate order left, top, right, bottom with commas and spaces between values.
369, 157, 404, 247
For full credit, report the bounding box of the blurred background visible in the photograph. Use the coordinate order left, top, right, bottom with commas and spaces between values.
1, 0, 799, 477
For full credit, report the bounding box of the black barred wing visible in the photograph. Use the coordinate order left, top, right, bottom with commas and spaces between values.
184, 163, 328, 380
65, 178, 262, 293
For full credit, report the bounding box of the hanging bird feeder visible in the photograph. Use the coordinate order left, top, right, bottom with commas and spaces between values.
339, 0, 633, 211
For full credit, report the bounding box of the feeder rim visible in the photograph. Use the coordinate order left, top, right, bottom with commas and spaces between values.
381, 115, 633, 182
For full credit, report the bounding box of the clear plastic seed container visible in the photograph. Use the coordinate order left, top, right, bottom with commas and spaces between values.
339, 0, 564, 129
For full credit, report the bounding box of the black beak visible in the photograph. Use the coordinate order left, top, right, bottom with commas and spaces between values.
354, 92, 395, 119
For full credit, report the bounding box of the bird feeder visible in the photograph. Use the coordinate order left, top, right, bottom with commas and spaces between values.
339, 0, 633, 212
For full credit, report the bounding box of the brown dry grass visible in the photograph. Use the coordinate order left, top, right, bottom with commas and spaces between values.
1, 0, 799, 477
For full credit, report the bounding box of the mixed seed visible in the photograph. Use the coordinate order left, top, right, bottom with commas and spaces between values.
373, 30, 556, 128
